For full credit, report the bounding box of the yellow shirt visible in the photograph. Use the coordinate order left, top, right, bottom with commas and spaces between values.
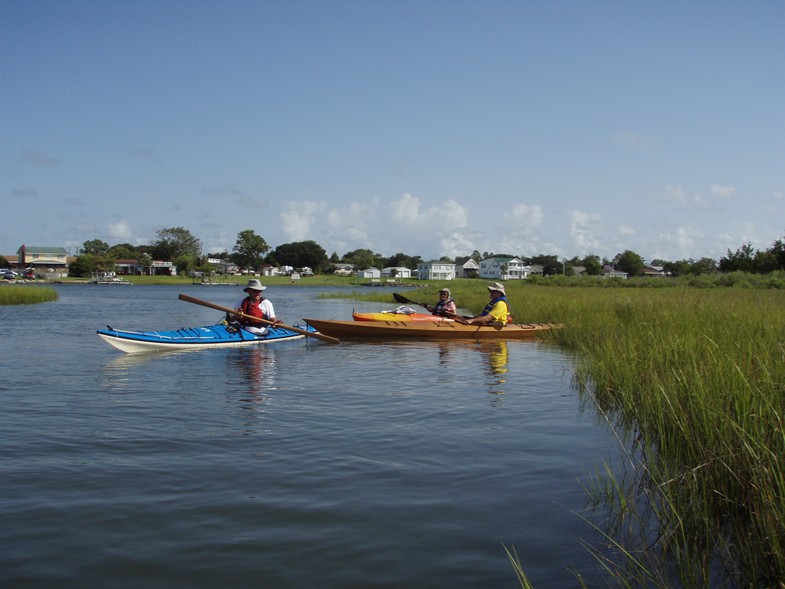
487, 300, 509, 324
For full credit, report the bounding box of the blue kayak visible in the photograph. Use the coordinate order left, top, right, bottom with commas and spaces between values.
97, 323, 317, 354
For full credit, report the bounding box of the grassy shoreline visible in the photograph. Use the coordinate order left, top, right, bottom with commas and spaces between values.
347, 283, 785, 585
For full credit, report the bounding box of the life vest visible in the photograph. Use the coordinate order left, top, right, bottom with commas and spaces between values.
432, 297, 456, 316
239, 297, 270, 326
481, 296, 512, 324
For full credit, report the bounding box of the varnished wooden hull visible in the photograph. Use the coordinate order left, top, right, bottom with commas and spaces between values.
304, 318, 559, 340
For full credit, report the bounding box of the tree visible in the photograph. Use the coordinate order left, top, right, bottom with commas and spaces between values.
138, 253, 153, 275
719, 243, 755, 273
386, 252, 421, 269
151, 227, 202, 261
614, 250, 646, 277
271, 240, 329, 272
692, 257, 718, 275
342, 248, 385, 270
581, 255, 602, 275
82, 239, 110, 256
769, 236, 785, 270
107, 243, 139, 260
232, 230, 270, 271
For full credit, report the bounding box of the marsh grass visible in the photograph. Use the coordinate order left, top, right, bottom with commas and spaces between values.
0, 285, 59, 305
532, 286, 785, 586
345, 282, 785, 585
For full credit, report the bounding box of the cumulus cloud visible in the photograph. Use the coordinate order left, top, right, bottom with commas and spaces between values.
710, 184, 735, 199
388, 193, 468, 229
568, 210, 603, 253
661, 184, 709, 209
510, 204, 543, 227
280, 200, 329, 241
657, 227, 698, 258
107, 220, 133, 240
617, 224, 637, 236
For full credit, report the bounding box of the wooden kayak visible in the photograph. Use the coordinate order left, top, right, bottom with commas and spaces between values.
304, 318, 559, 340
352, 308, 454, 322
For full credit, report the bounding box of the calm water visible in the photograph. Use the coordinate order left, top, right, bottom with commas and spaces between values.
1, 285, 616, 588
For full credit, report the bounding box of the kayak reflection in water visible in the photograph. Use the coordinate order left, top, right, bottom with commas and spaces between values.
480, 340, 509, 395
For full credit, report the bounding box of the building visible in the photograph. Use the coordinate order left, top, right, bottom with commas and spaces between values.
478, 256, 527, 280
416, 260, 456, 280
333, 263, 354, 276
458, 258, 480, 278
603, 266, 628, 279
356, 267, 381, 279
381, 267, 412, 279
17, 245, 69, 278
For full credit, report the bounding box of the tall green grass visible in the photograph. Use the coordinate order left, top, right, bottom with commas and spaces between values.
0, 285, 59, 305
528, 286, 784, 586
345, 282, 785, 585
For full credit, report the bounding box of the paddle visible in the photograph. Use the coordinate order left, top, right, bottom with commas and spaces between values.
178, 293, 340, 344
393, 292, 430, 307
393, 292, 467, 322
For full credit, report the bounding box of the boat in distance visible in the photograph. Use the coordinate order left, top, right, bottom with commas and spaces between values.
304, 318, 560, 340
97, 323, 319, 354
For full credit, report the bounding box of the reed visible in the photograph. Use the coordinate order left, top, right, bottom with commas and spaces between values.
529, 286, 785, 586
342, 283, 785, 584
0, 285, 59, 305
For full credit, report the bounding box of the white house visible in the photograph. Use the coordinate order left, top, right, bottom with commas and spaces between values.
356, 267, 381, 279
603, 267, 628, 279
461, 258, 480, 278
381, 267, 411, 279
479, 256, 527, 280
333, 263, 354, 276
416, 261, 456, 280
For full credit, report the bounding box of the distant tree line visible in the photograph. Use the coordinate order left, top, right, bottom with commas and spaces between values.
58, 227, 785, 278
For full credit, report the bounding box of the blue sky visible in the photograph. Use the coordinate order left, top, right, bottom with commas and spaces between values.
3, 0, 784, 263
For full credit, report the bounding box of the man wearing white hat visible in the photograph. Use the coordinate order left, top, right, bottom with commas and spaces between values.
464, 282, 511, 326
231, 279, 282, 335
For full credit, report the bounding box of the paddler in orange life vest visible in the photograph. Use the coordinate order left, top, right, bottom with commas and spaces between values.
463, 282, 511, 327
232, 279, 283, 335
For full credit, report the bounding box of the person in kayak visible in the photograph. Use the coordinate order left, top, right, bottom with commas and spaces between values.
463, 283, 511, 326
424, 287, 458, 318
230, 279, 283, 335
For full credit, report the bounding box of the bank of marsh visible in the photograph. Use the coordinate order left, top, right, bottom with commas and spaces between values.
351, 282, 785, 586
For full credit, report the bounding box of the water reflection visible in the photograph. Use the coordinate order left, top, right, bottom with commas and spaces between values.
478, 340, 509, 395
229, 347, 278, 403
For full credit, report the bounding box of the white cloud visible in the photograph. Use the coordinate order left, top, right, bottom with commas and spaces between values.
510, 204, 543, 228
107, 220, 132, 240
617, 224, 637, 236
661, 185, 709, 208
280, 200, 328, 241
568, 210, 603, 253
656, 227, 698, 259
710, 184, 735, 199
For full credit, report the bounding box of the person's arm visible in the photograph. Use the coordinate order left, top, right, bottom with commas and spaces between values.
262, 299, 283, 324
